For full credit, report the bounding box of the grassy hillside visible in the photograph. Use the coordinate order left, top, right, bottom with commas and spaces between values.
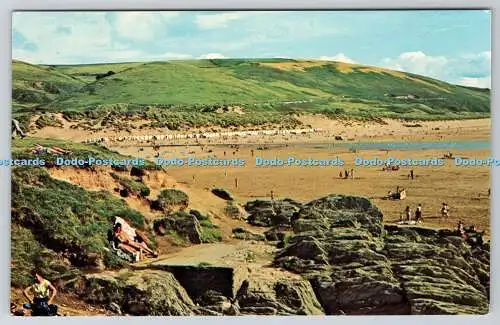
10, 138, 222, 288
12, 58, 490, 123
12, 60, 85, 111
10, 139, 153, 286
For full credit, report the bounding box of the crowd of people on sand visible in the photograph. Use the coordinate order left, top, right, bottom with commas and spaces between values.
397, 203, 486, 246
398, 202, 450, 224
339, 169, 355, 179
399, 204, 423, 223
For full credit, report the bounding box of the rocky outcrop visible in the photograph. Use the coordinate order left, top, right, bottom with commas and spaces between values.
211, 188, 234, 201
153, 212, 202, 244
75, 270, 196, 315
264, 227, 287, 242
244, 198, 302, 227
384, 226, 489, 315
275, 194, 490, 315
232, 227, 266, 241
195, 290, 235, 315
233, 278, 324, 315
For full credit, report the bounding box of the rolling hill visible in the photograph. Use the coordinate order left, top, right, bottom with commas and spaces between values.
11, 58, 490, 124
12, 60, 85, 110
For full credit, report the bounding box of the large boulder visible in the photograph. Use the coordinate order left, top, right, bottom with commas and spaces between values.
153, 212, 202, 244
275, 194, 490, 315
211, 188, 234, 201
195, 290, 236, 315
232, 227, 265, 241
233, 277, 323, 315
244, 198, 302, 227
75, 270, 196, 315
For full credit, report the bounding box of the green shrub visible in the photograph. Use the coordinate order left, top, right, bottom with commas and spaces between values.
110, 172, 151, 197
158, 189, 189, 206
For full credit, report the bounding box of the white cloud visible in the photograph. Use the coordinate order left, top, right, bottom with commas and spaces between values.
195, 12, 245, 29
114, 12, 179, 41
11, 12, 187, 64
458, 77, 491, 89
12, 12, 116, 64
198, 53, 226, 59
382, 51, 455, 81
380, 50, 491, 88
381, 51, 448, 76
318, 53, 357, 64
461, 50, 491, 61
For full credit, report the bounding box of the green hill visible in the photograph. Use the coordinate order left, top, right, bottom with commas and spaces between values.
12, 60, 85, 111
12, 58, 490, 123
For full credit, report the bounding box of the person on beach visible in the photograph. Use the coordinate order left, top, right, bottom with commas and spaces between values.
23, 271, 58, 316
405, 206, 412, 221
441, 203, 449, 218
415, 204, 422, 223
456, 220, 465, 236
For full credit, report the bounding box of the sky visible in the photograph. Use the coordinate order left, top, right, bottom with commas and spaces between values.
12, 10, 492, 88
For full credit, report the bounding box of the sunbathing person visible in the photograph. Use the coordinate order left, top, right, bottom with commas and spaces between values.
113, 223, 158, 260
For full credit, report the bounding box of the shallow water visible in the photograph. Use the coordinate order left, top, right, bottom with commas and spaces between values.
299, 140, 491, 151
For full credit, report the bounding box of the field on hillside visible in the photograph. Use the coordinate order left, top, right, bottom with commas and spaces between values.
12, 59, 490, 128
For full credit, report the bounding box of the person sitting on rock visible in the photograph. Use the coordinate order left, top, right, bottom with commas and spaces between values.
112, 223, 158, 261
23, 270, 58, 316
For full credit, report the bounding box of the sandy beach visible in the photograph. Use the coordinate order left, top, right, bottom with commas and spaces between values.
58, 117, 488, 237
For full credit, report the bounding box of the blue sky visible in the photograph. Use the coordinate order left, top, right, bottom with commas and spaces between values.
12, 10, 491, 88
